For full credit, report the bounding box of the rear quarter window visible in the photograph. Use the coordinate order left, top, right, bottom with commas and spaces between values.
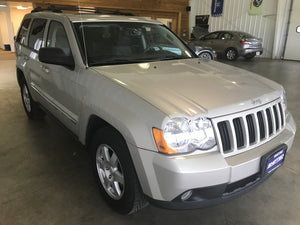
16, 18, 31, 45
238, 32, 255, 39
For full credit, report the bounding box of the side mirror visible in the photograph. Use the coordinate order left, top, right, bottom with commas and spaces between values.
39, 47, 75, 70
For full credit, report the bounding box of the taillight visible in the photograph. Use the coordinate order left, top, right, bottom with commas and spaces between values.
241, 40, 251, 45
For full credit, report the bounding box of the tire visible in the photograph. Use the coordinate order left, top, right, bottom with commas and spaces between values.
90, 127, 148, 214
244, 52, 256, 60
20, 79, 45, 120
198, 52, 213, 60
225, 48, 238, 61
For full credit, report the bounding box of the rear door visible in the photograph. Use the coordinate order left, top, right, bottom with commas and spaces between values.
38, 20, 80, 134
219, 32, 235, 52
25, 18, 47, 103
15, 18, 32, 86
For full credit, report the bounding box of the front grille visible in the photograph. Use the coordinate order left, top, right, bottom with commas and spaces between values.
213, 99, 285, 156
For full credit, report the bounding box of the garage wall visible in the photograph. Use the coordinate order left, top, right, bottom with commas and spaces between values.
284, 0, 300, 60
190, 0, 278, 58
9, 4, 32, 35
6, 0, 190, 40
0, 12, 9, 50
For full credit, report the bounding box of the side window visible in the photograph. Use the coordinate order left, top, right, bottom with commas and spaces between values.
204, 32, 219, 40
220, 33, 233, 40
46, 21, 71, 56
28, 19, 47, 51
16, 18, 31, 45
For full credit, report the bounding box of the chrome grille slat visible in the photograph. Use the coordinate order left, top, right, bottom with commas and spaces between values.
253, 112, 260, 143
275, 104, 282, 130
273, 105, 279, 131
270, 106, 276, 136
229, 120, 237, 151
213, 99, 285, 157
242, 115, 250, 148
262, 109, 269, 139
278, 103, 284, 126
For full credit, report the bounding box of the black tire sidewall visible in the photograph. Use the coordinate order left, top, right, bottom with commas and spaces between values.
90, 127, 139, 214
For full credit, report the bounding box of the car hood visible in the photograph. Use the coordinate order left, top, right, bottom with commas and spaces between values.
92, 58, 283, 117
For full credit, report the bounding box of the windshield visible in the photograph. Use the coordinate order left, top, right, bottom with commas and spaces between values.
73, 22, 195, 66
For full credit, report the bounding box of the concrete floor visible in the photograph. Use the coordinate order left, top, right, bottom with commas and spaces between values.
0, 52, 299, 225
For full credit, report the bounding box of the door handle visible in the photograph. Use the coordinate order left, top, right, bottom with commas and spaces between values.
42, 65, 50, 73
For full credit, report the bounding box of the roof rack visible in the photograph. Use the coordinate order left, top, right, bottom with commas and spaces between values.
31, 5, 134, 16
31, 5, 63, 13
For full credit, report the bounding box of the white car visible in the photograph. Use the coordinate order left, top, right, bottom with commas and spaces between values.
15, 7, 296, 214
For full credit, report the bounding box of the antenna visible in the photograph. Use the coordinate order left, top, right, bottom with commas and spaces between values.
77, 0, 89, 69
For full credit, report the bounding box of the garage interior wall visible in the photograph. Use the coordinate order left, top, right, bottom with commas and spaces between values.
0, 1, 32, 51
6, 0, 190, 40
284, 0, 300, 60
189, 0, 279, 58
0, 4, 14, 51
0, 12, 9, 50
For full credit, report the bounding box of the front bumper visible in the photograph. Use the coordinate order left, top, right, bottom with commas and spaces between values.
132, 112, 296, 209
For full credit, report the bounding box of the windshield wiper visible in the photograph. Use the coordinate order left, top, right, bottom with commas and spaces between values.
89, 58, 142, 66
158, 56, 189, 61
89, 56, 190, 66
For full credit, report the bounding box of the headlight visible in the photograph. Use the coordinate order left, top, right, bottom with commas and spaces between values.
153, 117, 216, 154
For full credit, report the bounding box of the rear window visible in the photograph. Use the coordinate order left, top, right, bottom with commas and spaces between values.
28, 19, 47, 51
238, 32, 255, 39
16, 18, 31, 45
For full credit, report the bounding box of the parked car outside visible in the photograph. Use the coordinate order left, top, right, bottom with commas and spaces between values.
191, 31, 263, 61
15, 8, 295, 214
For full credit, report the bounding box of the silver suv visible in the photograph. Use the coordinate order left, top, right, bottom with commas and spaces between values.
15, 9, 296, 214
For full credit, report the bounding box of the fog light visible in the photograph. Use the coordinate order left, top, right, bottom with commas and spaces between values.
181, 190, 193, 201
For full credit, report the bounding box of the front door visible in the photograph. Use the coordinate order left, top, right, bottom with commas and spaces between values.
39, 20, 80, 134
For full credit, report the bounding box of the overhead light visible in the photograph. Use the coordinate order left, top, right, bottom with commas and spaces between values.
17, 6, 29, 10
0, 4, 7, 7
297, 26, 300, 33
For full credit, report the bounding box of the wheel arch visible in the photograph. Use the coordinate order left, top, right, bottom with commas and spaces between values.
85, 114, 117, 148
225, 46, 238, 54
198, 51, 213, 58
16, 68, 25, 87
84, 114, 152, 198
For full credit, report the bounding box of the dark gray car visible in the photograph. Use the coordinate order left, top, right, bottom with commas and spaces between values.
192, 31, 263, 61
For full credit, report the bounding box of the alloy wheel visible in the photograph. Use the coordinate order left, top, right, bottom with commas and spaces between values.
22, 84, 31, 112
96, 144, 125, 200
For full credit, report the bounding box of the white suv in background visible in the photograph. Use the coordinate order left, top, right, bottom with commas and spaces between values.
15, 7, 296, 214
